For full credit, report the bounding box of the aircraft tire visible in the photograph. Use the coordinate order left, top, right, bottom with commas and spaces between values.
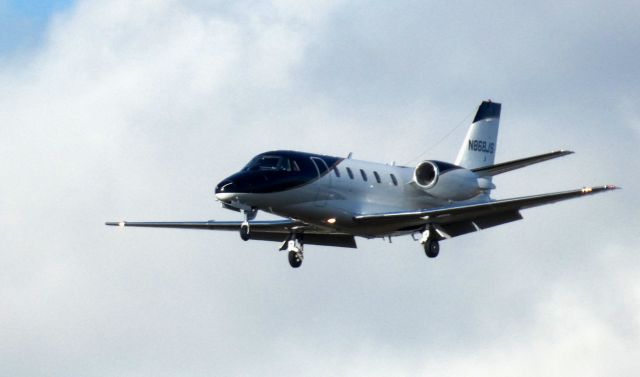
288, 251, 303, 268
424, 240, 440, 258
240, 224, 250, 241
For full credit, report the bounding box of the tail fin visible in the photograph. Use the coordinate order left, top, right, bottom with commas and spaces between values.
455, 100, 501, 170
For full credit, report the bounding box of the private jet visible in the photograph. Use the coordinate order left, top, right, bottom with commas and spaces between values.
107, 101, 618, 268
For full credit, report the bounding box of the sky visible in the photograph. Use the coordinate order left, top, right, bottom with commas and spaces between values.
0, 0, 73, 56
1, 0, 639, 376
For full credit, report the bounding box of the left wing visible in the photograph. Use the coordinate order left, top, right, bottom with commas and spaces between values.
105, 219, 357, 248
354, 185, 618, 238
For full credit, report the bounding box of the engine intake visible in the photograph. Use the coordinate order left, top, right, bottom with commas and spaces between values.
413, 161, 439, 189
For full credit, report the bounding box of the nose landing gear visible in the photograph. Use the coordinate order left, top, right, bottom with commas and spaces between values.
240, 222, 250, 241
238, 208, 257, 241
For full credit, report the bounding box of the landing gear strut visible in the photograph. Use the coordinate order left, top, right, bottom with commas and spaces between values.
420, 226, 440, 258
280, 233, 304, 268
239, 208, 257, 241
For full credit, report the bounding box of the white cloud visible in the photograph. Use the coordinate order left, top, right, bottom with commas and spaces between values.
0, 0, 637, 376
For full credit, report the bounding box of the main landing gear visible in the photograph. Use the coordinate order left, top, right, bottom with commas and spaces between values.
236, 208, 304, 268
280, 233, 304, 268
420, 226, 440, 258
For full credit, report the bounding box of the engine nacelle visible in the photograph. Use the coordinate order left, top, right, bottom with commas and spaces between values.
413, 161, 440, 189
413, 160, 481, 201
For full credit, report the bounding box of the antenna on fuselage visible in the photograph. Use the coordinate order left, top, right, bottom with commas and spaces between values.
403, 106, 475, 165
347, 152, 353, 159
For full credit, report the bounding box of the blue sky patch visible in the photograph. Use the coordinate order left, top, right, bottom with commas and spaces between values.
0, 0, 75, 56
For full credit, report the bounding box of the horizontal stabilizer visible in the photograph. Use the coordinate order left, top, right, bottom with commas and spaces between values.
472, 150, 574, 177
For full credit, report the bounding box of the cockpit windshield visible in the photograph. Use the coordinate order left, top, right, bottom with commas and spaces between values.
243, 155, 300, 172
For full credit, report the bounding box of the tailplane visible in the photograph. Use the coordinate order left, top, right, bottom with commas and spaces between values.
455, 101, 501, 170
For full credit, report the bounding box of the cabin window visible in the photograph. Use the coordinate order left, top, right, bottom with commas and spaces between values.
346, 167, 354, 179
333, 167, 341, 178
360, 169, 368, 181
390, 173, 398, 186
373, 171, 381, 183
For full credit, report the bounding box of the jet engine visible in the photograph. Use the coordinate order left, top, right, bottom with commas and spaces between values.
413, 160, 481, 201
413, 161, 440, 189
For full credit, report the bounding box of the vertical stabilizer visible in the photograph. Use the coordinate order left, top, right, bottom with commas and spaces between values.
455, 101, 501, 170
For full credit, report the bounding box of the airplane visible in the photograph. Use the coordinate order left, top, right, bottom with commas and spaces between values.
106, 101, 618, 268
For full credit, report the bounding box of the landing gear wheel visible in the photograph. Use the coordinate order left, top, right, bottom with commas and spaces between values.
288, 250, 303, 268
424, 239, 440, 258
240, 223, 250, 241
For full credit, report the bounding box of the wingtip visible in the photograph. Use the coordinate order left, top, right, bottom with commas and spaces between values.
580, 185, 620, 194
105, 221, 127, 227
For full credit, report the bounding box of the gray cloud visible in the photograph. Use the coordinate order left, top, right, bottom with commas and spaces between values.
0, 0, 638, 376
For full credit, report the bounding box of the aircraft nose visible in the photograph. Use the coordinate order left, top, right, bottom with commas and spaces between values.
215, 179, 236, 201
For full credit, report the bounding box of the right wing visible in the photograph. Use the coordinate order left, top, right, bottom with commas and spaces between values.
355, 185, 618, 238
105, 219, 357, 248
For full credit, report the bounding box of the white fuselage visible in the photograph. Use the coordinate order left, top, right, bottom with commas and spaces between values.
223, 158, 487, 238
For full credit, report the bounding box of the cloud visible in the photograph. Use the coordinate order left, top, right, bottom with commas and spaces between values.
0, 0, 638, 376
